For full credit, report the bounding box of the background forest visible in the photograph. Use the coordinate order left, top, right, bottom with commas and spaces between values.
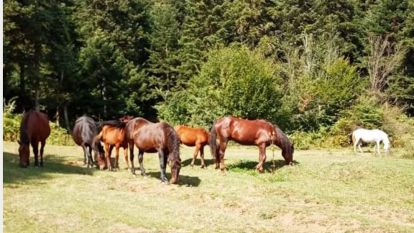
3, 0, 414, 151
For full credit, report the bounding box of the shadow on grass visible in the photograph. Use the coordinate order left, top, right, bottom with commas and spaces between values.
181, 158, 215, 168
228, 159, 300, 173
3, 152, 97, 185
145, 171, 201, 187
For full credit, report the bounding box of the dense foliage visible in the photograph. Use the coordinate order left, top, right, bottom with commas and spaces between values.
4, 0, 414, 150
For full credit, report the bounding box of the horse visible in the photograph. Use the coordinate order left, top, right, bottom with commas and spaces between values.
125, 117, 152, 171
210, 116, 294, 172
18, 110, 51, 168
132, 121, 181, 184
93, 120, 129, 171
351, 128, 390, 155
175, 125, 210, 168
72, 116, 104, 168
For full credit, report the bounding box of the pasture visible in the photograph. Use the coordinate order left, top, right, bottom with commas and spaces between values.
3, 141, 414, 232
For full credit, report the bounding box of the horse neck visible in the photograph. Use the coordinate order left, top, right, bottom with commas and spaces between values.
165, 127, 181, 164
382, 136, 390, 149
20, 113, 31, 144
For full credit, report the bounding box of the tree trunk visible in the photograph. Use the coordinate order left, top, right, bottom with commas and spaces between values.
55, 108, 60, 127
63, 104, 70, 130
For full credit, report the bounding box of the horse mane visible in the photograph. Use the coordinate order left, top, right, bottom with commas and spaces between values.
163, 123, 181, 167
273, 125, 292, 151
98, 120, 126, 130
19, 111, 32, 145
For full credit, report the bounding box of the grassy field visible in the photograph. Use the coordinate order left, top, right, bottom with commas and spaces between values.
3, 141, 414, 233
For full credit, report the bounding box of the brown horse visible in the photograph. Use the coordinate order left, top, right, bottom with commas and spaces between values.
175, 125, 210, 168
125, 117, 152, 170
132, 121, 181, 184
210, 116, 294, 172
18, 110, 51, 168
93, 120, 129, 171
72, 116, 104, 168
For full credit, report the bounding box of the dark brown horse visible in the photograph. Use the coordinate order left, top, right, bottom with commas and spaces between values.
175, 125, 210, 168
125, 117, 152, 170
132, 121, 181, 184
18, 110, 51, 168
210, 116, 294, 172
72, 116, 104, 168
93, 120, 129, 171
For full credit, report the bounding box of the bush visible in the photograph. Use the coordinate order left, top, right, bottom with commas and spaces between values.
157, 45, 286, 128
3, 99, 75, 146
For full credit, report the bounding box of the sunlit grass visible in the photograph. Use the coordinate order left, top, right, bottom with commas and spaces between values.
3, 142, 414, 232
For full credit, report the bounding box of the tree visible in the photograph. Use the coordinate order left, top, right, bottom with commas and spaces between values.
157, 46, 285, 128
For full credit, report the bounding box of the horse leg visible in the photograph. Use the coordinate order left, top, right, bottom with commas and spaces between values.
158, 149, 168, 183
39, 140, 46, 167
358, 141, 363, 153
32, 141, 39, 167
256, 144, 266, 173
115, 145, 120, 170
130, 143, 136, 175
105, 144, 113, 171
81, 145, 87, 167
200, 145, 206, 168
85, 145, 93, 168
191, 145, 200, 168
88, 146, 94, 167
82, 144, 87, 165
138, 150, 146, 176
219, 141, 228, 171
353, 139, 358, 153
376, 141, 381, 156
123, 147, 129, 169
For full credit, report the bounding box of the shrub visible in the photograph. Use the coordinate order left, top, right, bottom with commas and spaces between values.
157, 45, 286, 128
3, 99, 75, 146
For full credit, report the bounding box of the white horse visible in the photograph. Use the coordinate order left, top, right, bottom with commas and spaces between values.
351, 128, 390, 155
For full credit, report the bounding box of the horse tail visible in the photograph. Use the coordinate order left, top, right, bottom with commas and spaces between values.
209, 124, 218, 159
348, 133, 353, 144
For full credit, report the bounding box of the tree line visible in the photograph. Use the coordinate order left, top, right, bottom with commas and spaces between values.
4, 0, 414, 136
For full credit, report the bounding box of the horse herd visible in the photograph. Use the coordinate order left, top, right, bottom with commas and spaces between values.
17, 110, 391, 184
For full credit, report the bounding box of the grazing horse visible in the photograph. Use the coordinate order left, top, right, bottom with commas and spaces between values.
132, 122, 181, 184
210, 116, 294, 172
18, 110, 51, 168
175, 125, 210, 168
93, 120, 129, 171
72, 116, 104, 168
351, 128, 390, 155
125, 117, 152, 170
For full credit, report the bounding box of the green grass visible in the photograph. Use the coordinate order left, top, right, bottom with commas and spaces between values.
3, 142, 414, 232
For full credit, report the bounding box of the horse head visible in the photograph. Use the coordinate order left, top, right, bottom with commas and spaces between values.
119, 115, 134, 123
18, 140, 30, 168
282, 141, 294, 165
169, 158, 181, 184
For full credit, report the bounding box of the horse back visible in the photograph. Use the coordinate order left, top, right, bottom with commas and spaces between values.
24, 111, 51, 142
100, 125, 127, 146
215, 116, 274, 145
125, 117, 151, 142
72, 116, 96, 146
175, 125, 209, 146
